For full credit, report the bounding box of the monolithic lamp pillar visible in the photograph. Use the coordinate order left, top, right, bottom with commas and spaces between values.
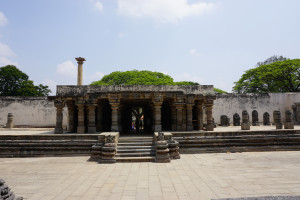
75, 57, 85, 85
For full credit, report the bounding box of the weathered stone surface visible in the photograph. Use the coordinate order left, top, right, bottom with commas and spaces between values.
5, 113, 13, 128
284, 110, 294, 129
220, 115, 230, 126
241, 110, 250, 130
273, 110, 283, 129
56, 85, 215, 96
233, 113, 240, 126
155, 132, 170, 163
263, 112, 271, 125
252, 110, 259, 126
0, 179, 23, 200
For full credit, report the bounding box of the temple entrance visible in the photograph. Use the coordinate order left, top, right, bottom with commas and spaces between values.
120, 100, 153, 135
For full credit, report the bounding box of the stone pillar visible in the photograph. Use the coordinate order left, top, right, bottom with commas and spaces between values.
205, 100, 214, 131
87, 103, 97, 133
153, 103, 162, 132
273, 110, 283, 129
77, 102, 85, 133
186, 104, 193, 131
171, 105, 177, 131
241, 110, 250, 130
96, 103, 103, 132
5, 113, 13, 128
67, 101, 75, 132
176, 104, 184, 131
54, 100, 65, 134
110, 103, 120, 132
284, 110, 294, 129
197, 101, 204, 130
75, 57, 85, 86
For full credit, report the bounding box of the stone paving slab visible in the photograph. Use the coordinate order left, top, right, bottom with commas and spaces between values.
1, 151, 300, 200
0, 125, 299, 135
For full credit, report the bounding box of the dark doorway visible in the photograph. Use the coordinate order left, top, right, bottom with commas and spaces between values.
120, 100, 153, 135
162, 101, 172, 131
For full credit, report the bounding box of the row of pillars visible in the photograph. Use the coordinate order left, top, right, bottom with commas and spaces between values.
54, 99, 214, 134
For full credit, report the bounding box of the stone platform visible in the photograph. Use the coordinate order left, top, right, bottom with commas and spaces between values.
1, 151, 300, 199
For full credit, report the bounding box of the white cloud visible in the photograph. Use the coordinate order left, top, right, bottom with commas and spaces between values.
0, 57, 18, 67
0, 42, 15, 57
43, 79, 58, 95
172, 72, 204, 84
117, 0, 215, 23
189, 49, 197, 54
0, 12, 8, 27
56, 61, 77, 77
118, 33, 124, 38
0, 42, 17, 66
94, 1, 104, 12
94, 71, 104, 79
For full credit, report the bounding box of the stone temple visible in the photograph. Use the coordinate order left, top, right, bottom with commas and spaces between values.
50, 85, 216, 134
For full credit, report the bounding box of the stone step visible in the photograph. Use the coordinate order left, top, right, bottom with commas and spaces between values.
118, 139, 153, 143
117, 145, 153, 149
115, 152, 155, 157
117, 142, 153, 146
115, 156, 155, 162
117, 149, 155, 153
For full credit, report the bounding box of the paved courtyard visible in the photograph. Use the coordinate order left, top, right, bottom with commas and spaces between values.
1, 151, 300, 200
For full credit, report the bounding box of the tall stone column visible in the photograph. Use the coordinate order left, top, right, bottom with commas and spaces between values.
186, 104, 193, 131
96, 103, 103, 132
176, 104, 184, 131
87, 103, 97, 133
54, 100, 65, 134
205, 100, 214, 131
110, 103, 120, 132
153, 103, 162, 132
67, 101, 75, 133
75, 57, 85, 86
171, 105, 177, 131
77, 102, 85, 133
197, 101, 204, 130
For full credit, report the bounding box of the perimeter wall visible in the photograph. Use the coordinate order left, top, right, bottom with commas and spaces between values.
0, 93, 299, 127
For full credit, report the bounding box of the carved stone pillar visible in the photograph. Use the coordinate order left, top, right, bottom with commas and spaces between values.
186, 104, 193, 131
205, 99, 214, 131
153, 103, 162, 132
171, 105, 177, 131
75, 57, 85, 86
110, 103, 120, 132
55, 100, 65, 134
96, 103, 103, 132
197, 101, 204, 130
77, 102, 85, 133
87, 103, 97, 133
67, 101, 75, 133
176, 104, 184, 131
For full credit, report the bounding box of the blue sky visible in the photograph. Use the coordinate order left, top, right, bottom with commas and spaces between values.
0, 0, 299, 94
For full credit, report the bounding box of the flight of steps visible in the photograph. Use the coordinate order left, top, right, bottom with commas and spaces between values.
115, 137, 156, 162
0, 135, 99, 157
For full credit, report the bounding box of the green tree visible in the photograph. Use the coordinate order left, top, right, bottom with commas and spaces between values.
233, 58, 300, 93
91, 70, 227, 92
0, 65, 51, 96
91, 70, 174, 85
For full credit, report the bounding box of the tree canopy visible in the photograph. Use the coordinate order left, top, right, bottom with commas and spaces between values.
91, 70, 227, 93
233, 58, 300, 93
0, 65, 51, 96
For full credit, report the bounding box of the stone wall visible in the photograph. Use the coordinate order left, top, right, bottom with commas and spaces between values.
0, 93, 299, 127
0, 97, 67, 127
213, 93, 300, 124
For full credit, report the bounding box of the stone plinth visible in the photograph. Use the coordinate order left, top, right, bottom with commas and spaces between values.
168, 137, 180, 159
100, 135, 116, 164
89, 144, 102, 161
273, 110, 283, 129
155, 132, 170, 163
6, 113, 13, 128
284, 110, 294, 129
241, 110, 250, 130
0, 179, 23, 200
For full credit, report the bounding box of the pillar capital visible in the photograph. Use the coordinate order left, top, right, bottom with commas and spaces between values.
54, 100, 65, 108
75, 57, 86, 64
